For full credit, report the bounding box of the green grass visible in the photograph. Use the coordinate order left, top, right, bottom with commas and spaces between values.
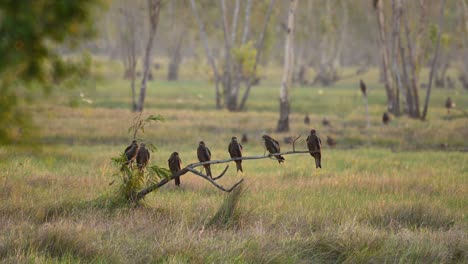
0, 60, 467, 263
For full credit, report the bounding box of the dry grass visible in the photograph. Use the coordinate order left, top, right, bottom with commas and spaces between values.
0, 64, 467, 262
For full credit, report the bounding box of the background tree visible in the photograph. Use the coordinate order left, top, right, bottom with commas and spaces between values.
0, 0, 103, 143
276, 0, 298, 133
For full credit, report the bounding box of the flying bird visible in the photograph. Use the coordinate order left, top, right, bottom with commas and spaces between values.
304, 114, 310, 125
168, 152, 182, 186
124, 140, 139, 166
445, 97, 455, 114
228, 137, 243, 172
360, 79, 367, 97
197, 141, 212, 177
136, 143, 150, 172
241, 133, 248, 144
307, 129, 322, 169
326, 136, 337, 147
382, 112, 390, 125
262, 135, 285, 163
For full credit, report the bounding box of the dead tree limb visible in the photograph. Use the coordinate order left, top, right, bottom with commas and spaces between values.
135, 149, 320, 201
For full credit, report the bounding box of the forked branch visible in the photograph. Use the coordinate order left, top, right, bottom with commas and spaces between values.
135, 149, 319, 201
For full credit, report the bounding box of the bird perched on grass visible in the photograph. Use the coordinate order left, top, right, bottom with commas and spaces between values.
326, 136, 337, 147
241, 133, 248, 144
136, 143, 150, 172
168, 152, 182, 186
262, 135, 285, 163
382, 112, 391, 125
228, 137, 243, 172
322, 118, 331, 127
124, 140, 139, 166
304, 114, 310, 125
360, 79, 367, 97
307, 129, 322, 169
197, 141, 212, 177
445, 97, 455, 114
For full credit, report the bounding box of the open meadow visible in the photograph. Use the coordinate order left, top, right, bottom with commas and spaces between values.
0, 61, 467, 263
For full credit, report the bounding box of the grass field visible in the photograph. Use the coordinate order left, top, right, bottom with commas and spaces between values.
1, 62, 467, 263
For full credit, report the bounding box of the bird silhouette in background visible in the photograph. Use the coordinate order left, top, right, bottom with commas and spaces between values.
284, 136, 293, 144
360, 79, 367, 97
123, 140, 139, 166
326, 136, 337, 147
241, 133, 248, 144
228, 136, 243, 172
322, 118, 331, 127
197, 141, 212, 177
262, 135, 285, 163
168, 152, 182, 186
304, 114, 310, 125
136, 143, 150, 172
382, 112, 391, 125
307, 129, 322, 169
445, 97, 455, 114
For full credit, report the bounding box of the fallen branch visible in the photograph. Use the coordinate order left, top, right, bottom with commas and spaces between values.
135, 149, 319, 201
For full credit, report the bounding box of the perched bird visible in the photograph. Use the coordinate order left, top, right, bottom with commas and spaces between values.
241, 133, 248, 144
124, 140, 139, 165
197, 141, 212, 177
136, 143, 150, 172
307, 129, 322, 169
326, 136, 337, 147
262, 135, 285, 163
304, 114, 310, 125
360, 79, 367, 97
382, 112, 391, 125
445, 97, 455, 114
228, 137, 243, 172
168, 152, 182, 186
322, 118, 331, 126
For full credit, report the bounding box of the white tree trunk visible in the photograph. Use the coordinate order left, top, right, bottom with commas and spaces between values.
277, 0, 298, 133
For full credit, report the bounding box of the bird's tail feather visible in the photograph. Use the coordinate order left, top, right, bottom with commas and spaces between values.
315, 158, 321, 168
205, 165, 212, 177
277, 155, 285, 164
175, 176, 180, 186
236, 161, 243, 172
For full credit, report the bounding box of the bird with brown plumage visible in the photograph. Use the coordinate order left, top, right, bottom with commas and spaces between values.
262, 135, 285, 163
322, 118, 331, 127
382, 112, 391, 125
168, 152, 182, 186
123, 140, 139, 167
241, 133, 248, 144
360, 79, 367, 97
197, 141, 212, 177
307, 129, 322, 169
136, 143, 150, 172
326, 136, 337, 147
304, 114, 310, 125
445, 97, 455, 114
228, 137, 243, 172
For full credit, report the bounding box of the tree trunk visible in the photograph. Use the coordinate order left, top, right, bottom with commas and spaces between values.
137, 0, 161, 112
167, 31, 184, 81
189, 0, 222, 109
231, 0, 240, 45
375, 0, 396, 113
241, 0, 252, 45
391, 0, 403, 115
276, 0, 297, 133
220, 0, 236, 111
422, 0, 447, 120
238, 0, 276, 111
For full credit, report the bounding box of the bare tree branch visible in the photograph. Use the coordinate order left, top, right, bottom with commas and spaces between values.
135, 149, 320, 201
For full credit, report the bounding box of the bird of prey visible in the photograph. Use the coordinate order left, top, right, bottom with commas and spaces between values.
124, 140, 139, 166
445, 97, 455, 114
241, 133, 248, 144
136, 143, 150, 172
307, 129, 322, 169
326, 136, 337, 147
197, 141, 212, 177
262, 135, 285, 163
360, 79, 367, 97
228, 137, 243, 172
304, 114, 310, 125
168, 152, 182, 186
382, 112, 390, 125
322, 118, 331, 127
